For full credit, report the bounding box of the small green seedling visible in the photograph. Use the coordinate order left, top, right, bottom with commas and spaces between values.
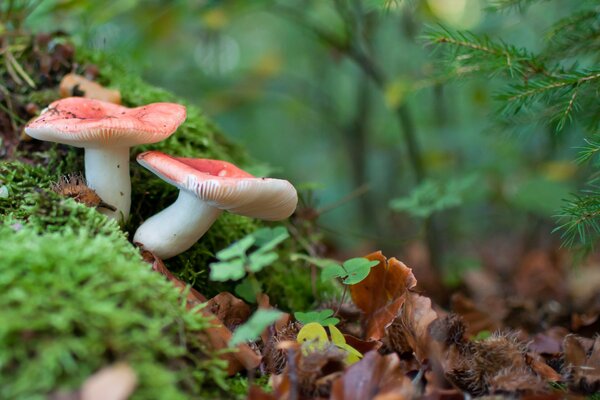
321, 257, 379, 285
210, 226, 289, 302
294, 309, 340, 326
230, 309, 283, 346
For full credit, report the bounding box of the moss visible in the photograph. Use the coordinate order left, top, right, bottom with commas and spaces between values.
0, 225, 227, 399
258, 258, 339, 312
0, 160, 117, 236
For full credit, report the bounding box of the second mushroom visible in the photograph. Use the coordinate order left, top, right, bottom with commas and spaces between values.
133, 151, 298, 259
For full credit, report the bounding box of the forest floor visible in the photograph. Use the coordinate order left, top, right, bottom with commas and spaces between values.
1, 31, 600, 400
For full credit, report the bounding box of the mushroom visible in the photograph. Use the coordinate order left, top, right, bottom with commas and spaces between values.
25, 97, 186, 221
133, 151, 298, 259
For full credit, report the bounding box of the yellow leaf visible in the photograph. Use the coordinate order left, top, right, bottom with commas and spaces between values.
338, 343, 363, 365
328, 324, 346, 346
297, 323, 328, 354
328, 325, 363, 365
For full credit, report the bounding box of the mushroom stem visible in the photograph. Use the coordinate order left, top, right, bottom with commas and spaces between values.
85, 146, 131, 221
133, 190, 223, 259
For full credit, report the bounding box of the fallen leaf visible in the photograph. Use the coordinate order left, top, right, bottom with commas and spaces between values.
563, 335, 600, 394
207, 292, 251, 330
247, 385, 276, 400
350, 251, 416, 340
329, 351, 412, 400
59, 73, 121, 104
142, 250, 260, 375
525, 353, 561, 382
399, 293, 439, 362
257, 293, 290, 342
513, 249, 567, 303
450, 293, 502, 337
80, 363, 137, 400
271, 340, 346, 399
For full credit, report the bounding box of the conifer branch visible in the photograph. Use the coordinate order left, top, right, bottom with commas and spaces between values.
487, 0, 545, 11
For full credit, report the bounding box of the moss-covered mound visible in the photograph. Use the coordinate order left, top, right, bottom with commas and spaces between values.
0, 224, 227, 399
0, 34, 327, 398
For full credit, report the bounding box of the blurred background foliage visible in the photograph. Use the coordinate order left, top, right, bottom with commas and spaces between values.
12, 0, 594, 278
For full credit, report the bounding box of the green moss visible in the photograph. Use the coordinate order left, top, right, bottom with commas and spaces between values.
258, 258, 339, 312
0, 160, 117, 236
0, 225, 227, 399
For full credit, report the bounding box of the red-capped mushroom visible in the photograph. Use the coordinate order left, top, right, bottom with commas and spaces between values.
25, 97, 186, 221
133, 151, 298, 259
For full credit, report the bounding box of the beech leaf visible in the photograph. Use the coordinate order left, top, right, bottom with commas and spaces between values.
350, 251, 417, 340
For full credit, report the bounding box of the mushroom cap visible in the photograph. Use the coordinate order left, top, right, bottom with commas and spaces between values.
25, 97, 186, 148
137, 151, 298, 220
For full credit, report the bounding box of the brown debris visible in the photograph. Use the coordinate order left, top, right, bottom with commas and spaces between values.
141, 251, 261, 375
207, 292, 251, 331
450, 293, 503, 337
350, 251, 417, 341
52, 174, 116, 211
59, 73, 122, 104
330, 351, 413, 400
262, 321, 301, 374
271, 341, 347, 399
441, 332, 545, 396
563, 335, 600, 394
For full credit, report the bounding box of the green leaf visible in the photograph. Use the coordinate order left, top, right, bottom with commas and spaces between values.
252, 226, 289, 253
248, 251, 279, 273
230, 309, 283, 346
215, 235, 255, 261
321, 264, 346, 282
235, 278, 260, 304
209, 259, 246, 282
341, 258, 378, 285
294, 309, 340, 326
390, 175, 479, 219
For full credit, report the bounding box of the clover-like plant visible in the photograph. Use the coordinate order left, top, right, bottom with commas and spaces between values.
294, 309, 340, 326
210, 226, 290, 303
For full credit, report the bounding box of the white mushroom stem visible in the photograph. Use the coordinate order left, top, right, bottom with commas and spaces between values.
85, 146, 131, 221
133, 190, 223, 259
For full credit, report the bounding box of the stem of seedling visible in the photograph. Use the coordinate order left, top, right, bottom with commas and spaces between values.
335, 284, 348, 317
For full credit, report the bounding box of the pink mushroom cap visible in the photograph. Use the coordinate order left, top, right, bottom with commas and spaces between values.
137, 151, 298, 220
25, 97, 186, 148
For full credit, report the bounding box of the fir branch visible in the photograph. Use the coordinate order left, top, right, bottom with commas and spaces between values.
486, 0, 547, 11
545, 10, 600, 59
575, 136, 600, 164
498, 70, 600, 130
556, 191, 600, 247
424, 27, 552, 80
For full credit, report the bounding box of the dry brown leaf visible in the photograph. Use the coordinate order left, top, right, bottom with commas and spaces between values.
270, 340, 346, 400
350, 251, 416, 340
207, 292, 251, 330
247, 385, 277, 400
329, 351, 412, 400
528, 326, 568, 355
563, 335, 600, 393
400, 293, 439, 362
80, 363, 137, 400
450, 293, 502, 337
142, 250, 261, 375
257, 293, 291, 343
525, 353, 561, 382
513, 249, 567, 303
59, 73, 121, 104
